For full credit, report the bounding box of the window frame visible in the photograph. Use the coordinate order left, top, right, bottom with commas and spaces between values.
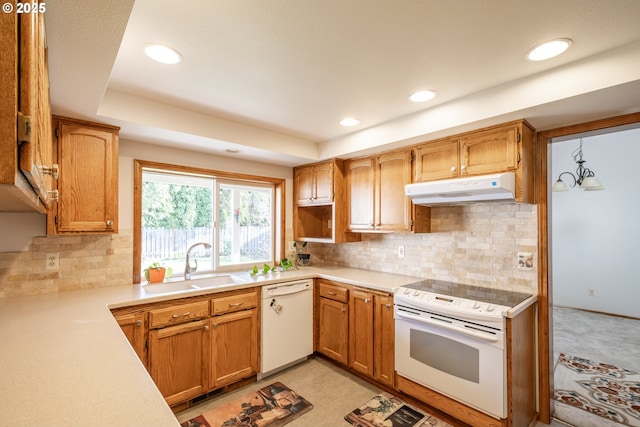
133, 159, 285, 284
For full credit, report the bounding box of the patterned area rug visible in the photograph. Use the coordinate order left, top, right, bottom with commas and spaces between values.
345, 392, 453, 427
180, 382, 312, 427
554, 353, 640, 427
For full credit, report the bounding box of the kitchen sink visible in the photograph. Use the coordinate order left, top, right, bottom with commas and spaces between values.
142, 275, 245, 294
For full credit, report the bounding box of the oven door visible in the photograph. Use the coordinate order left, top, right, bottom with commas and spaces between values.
395, 307, 506, 419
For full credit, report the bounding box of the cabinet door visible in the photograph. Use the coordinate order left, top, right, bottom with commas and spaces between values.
210, 309, 258, 388
294, 166, 315, 205
115, 312, 148, 368
414, 139, 459, 181
349, 289, 374, 376
55, 119, 118, 233
376, 151, 412, 232
374, 294, 395, 387
148, 320, 209, 406
461, 125, 518, 175
347, 158, 375, 231
317, 297, 349, 364
18, 9, 54, 206
313, 162, 334, 204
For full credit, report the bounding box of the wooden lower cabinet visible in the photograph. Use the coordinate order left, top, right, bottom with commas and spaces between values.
317, 296, 349, 364
317, 280, 395, 387
114, 312, 148, 369
349, 289, 374, 375
373, 293, 395, 387
210, 308, 259, 388
148, 320, 210, 406
119, 288, 259, 408
348, 288, 395, 386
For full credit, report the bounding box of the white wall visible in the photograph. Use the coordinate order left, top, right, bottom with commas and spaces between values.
551, 127, 640, 317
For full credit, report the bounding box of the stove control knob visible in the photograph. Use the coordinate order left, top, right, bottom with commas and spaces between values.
413, 290, 420, 297
485, 304, 495, 312
404, 289, 410, 295
472, 302, 481, 309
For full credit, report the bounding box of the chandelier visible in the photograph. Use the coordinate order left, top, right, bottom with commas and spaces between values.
552, 138, 604, 192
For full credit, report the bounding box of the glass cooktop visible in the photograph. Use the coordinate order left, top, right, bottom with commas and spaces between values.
400, 279, 532, 308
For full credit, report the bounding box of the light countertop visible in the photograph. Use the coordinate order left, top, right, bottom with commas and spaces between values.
0, 265, 420, 427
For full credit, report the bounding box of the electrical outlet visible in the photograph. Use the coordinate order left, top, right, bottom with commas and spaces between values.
397, 246, 405, 258
588, 288, 595, 296
517, 252, 533, 269
46, 253, 59, 270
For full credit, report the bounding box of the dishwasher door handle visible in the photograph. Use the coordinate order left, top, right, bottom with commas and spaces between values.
264, 281, 311, 296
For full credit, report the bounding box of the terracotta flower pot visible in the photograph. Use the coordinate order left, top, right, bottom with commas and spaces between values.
147, 267, 166, 284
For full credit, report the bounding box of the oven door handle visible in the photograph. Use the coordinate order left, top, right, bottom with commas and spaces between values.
396, 310, 499, 343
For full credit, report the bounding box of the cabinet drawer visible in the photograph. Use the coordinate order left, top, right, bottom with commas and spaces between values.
318, 280, 349, 303
212, 291, 257, 315
149, 301, 210, 329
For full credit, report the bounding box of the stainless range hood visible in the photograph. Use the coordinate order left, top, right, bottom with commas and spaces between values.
405, 172, 516, 206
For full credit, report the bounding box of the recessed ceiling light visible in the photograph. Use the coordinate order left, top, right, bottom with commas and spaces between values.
410, 90, 437, 103
526, 38, 572, 61
340, 118, 360, 127
144, 43, 183, 64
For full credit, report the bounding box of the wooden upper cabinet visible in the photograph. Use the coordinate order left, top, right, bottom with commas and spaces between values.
293, 158, 358, 243
295, 161, 334, 205
48, 116, 119, 234
413, 120, 535, 203
348, 150, 419, 233
461, 125, 518, 176
377, 151, 412, 232
346, 158, 375, 231
414, 139, 460, 181
0, 3, 55, 212
295, 165, 315, 204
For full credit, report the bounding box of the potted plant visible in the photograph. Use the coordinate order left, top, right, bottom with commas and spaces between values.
144, 262, 166, 284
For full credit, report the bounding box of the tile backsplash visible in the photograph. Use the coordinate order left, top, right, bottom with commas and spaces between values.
0, 230, 133, 298
0, 204, 538, 299
310, 203, 538, 295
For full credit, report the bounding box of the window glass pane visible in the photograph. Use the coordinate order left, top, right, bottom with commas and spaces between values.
219, 182, 273, 267
141, 171, 214, 278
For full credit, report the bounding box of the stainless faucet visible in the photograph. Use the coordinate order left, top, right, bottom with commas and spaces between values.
184, 242, 212, 280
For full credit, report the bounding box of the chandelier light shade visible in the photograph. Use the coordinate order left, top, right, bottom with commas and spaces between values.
552, 139, 604, 192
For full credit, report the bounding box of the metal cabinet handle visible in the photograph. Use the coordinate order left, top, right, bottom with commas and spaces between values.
171, 311, 190, 318
204, 325, 210, 331
106, 220, 113, 227
460, 165, 466, 170
135, 320, 142, 326
212, 323, 218, 328
364, 298, 370, 304
327, 291, 337, 296
450, 166, 456, 172
229, 302, 243, 307
385, 304, 392, 309
341, 308, 346, 313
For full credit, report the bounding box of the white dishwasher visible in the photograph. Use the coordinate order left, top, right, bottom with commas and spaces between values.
260, 279, 313, 378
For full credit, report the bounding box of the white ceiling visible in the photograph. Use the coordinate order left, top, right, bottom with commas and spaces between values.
45, 0, 640, 167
